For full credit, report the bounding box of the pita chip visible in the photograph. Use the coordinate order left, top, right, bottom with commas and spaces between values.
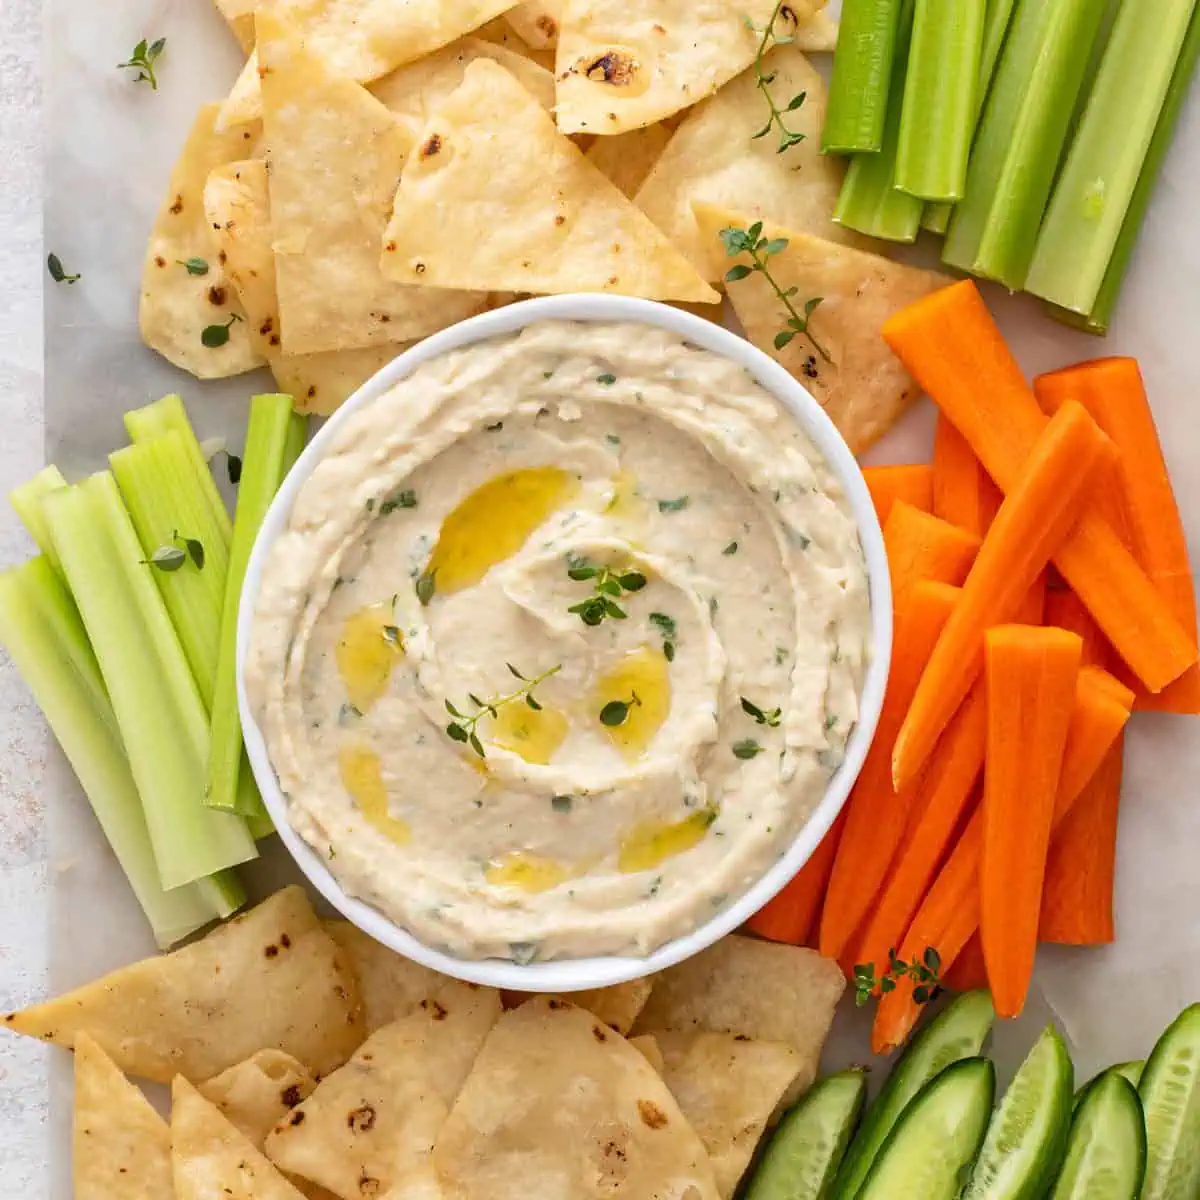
258, 12, 489, 356
585, 122, 673, 198
505, 0, 562, 49
554, 0, 820, 135
4, 887, 364, 1082
74, 1033, 172, 1200
695, 204, 951, 453
635, 45, 852, 280
796, 9, 839, 52
630, 1033, 666, 1074
380, 59, 718, 303
139, 103, 263, 379
198, 1051, 319, 1149
502, 976, 654, 1034
212, 0, 257, 53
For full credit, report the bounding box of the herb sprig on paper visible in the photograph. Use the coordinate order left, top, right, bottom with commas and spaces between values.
46, 254, 81, 285
853, 948, 944, 1008
445, 663, 561, 758
744, 3, 809, 154
118, 37, 167, 91
567, 558, 647, 627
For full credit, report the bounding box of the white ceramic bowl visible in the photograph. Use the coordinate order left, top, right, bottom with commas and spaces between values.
238, 294, 893, 993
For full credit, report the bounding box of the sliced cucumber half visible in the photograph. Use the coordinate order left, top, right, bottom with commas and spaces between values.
1074, 1060, 1145, 1112
832, 990, 996, 1197
963, 1023, 1074, 1199
1140, 1002, 1200, 1200
744, 1070, 868, 1200
1051, 1072, 1146, 1200
858, 1058, 996, 1200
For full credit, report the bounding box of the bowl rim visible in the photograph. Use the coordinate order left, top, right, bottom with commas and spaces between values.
237, 293, 893, 992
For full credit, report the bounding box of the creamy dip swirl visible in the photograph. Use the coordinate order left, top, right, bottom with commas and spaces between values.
247, 321, 872, 962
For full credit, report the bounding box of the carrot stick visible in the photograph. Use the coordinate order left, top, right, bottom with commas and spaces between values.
891, 400, 1112, 790
944, 931, 988, 992
864, 465, 935, 528
1054, 666, 1134, 816
1037, 358, 1200, 714
1045, 589, 1113, 669
883, 502, 980, 618
932, 415, 1003, 537
882, 281, 1198, 693
1040, 738, 1124, 946
819, 581, 962, 961
981, 625, 1082, 1019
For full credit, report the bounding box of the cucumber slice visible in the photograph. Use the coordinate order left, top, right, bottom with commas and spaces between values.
858, 1058, 996, 1199
744, 1071, 868, 1200
1051, 1072, 1146, 1200
963, 1023, 1074, 1199
1074, 1060, 1145, 1111
1140, 1003, 1200, 1200
832, 990, 996, 1197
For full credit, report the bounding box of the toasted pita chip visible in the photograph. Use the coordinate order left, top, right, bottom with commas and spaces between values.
585, 122, 673, 198
634, 45, 852, 280
5, 888, 364, 1082
74, 1033, 173, 1200
173, 1077, 309, 1200
630, 1033, 665, 1074
198, 1051, 318, 1149
502, 978, 654, 1033
476, 15, 558, 70
217, 54, 262, 132
695, 204, 950, 453
381, 60, 718, 303
505, 0, 562, 49
212, 0, 256, 52
632, 934, 843, 1103
554, 0, 818, 135
434, 998, 719, 1198
258, 13, 489, 356
266, 988, 501, 1199
139, 104, 263, 379
796, 9, 839, 52
653, 1031, 802, 1198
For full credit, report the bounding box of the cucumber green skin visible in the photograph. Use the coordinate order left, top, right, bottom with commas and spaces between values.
857, 1058, 997, 1200
963, 1024, 1074, 1200
1139, 1003, 1200, 1200
1074, 1061, 1146, 1113
1051, 1073, 1146, 1200
831, 990, 997, 1198
744, 1071, 868, 1200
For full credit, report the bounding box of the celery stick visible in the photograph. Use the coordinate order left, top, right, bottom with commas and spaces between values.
124, 394, 233, 543
1025, 0, 1200, 315
10, 466, 68, 575
0, 557, 241, 946
207, 396, 306, 815
823, 0, 905, 154
834, 1, 925, 242
894, 0, 986, 201
42, 473, 258, 887
943, 0, 1107, 290
111, 431, 232, 708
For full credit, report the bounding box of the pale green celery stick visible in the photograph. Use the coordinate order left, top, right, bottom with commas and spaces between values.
834, 1, 925, 241
124, 394, 233, 543
208, 396, 305, 815
1025, 0, 1200, 314
895, 0, 987, 201
823, 0, 905, 154
42, 473, 257, 888
1051, 1, 1200, 334
943, 0, 1107, 290
10, 466, 68, 575
110, 431, 232, 707
0, 557, 242, 945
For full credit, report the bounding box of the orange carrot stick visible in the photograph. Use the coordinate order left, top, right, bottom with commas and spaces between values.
1045, 589, 1113, 669
883, 502, 980, 619
883, 281, 1197, 693
981, 625, 1082, 1019
891, 401, 1112, 790
944, 931, 988, 993
1037, 358, 1200, 714
819, 582, 961, 961
932, 415, 1002, 537
864, 465, 935, 528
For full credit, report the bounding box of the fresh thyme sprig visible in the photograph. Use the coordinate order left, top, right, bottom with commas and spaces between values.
600, 692, 642, 727
445, 663, 561, 758
720, 224, 832, 364
853, 947, 944, 1008
118, 37, 167, 90
46, 254, 80, 285
142, 530, 205, 573
567, 558, 647, 627
744, 4, 808, 154
201, 312, 242, 348
741, 696, 782, 727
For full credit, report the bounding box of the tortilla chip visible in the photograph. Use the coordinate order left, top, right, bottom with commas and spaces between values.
585, 122, 673, 199
139, 103, 263, 379
380, 59, 718, 303
503, 978, 654, 1033
203, 159, 405, 415
257, 12, 489, 356
212, 0, 256, 53
5, 887, 364, 1082
653, 1031, 802, 1198
796, 9, 839, 52
173, 1077, 309, 1200
554, 0, 819, 135
476, 15, 558, 69
217, 54, 262, 132
695, 204, 951, 454
505, 0, 562, 49
434, 997, 720, 1198
74, 1033, 173, 1200
630, 1033, 665, 1075
198, 1051, 318, 1149
632, 934, 843, 1102
634, 45, 852, 281
265, 988, 502, 1199
673, 299, 727, 325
